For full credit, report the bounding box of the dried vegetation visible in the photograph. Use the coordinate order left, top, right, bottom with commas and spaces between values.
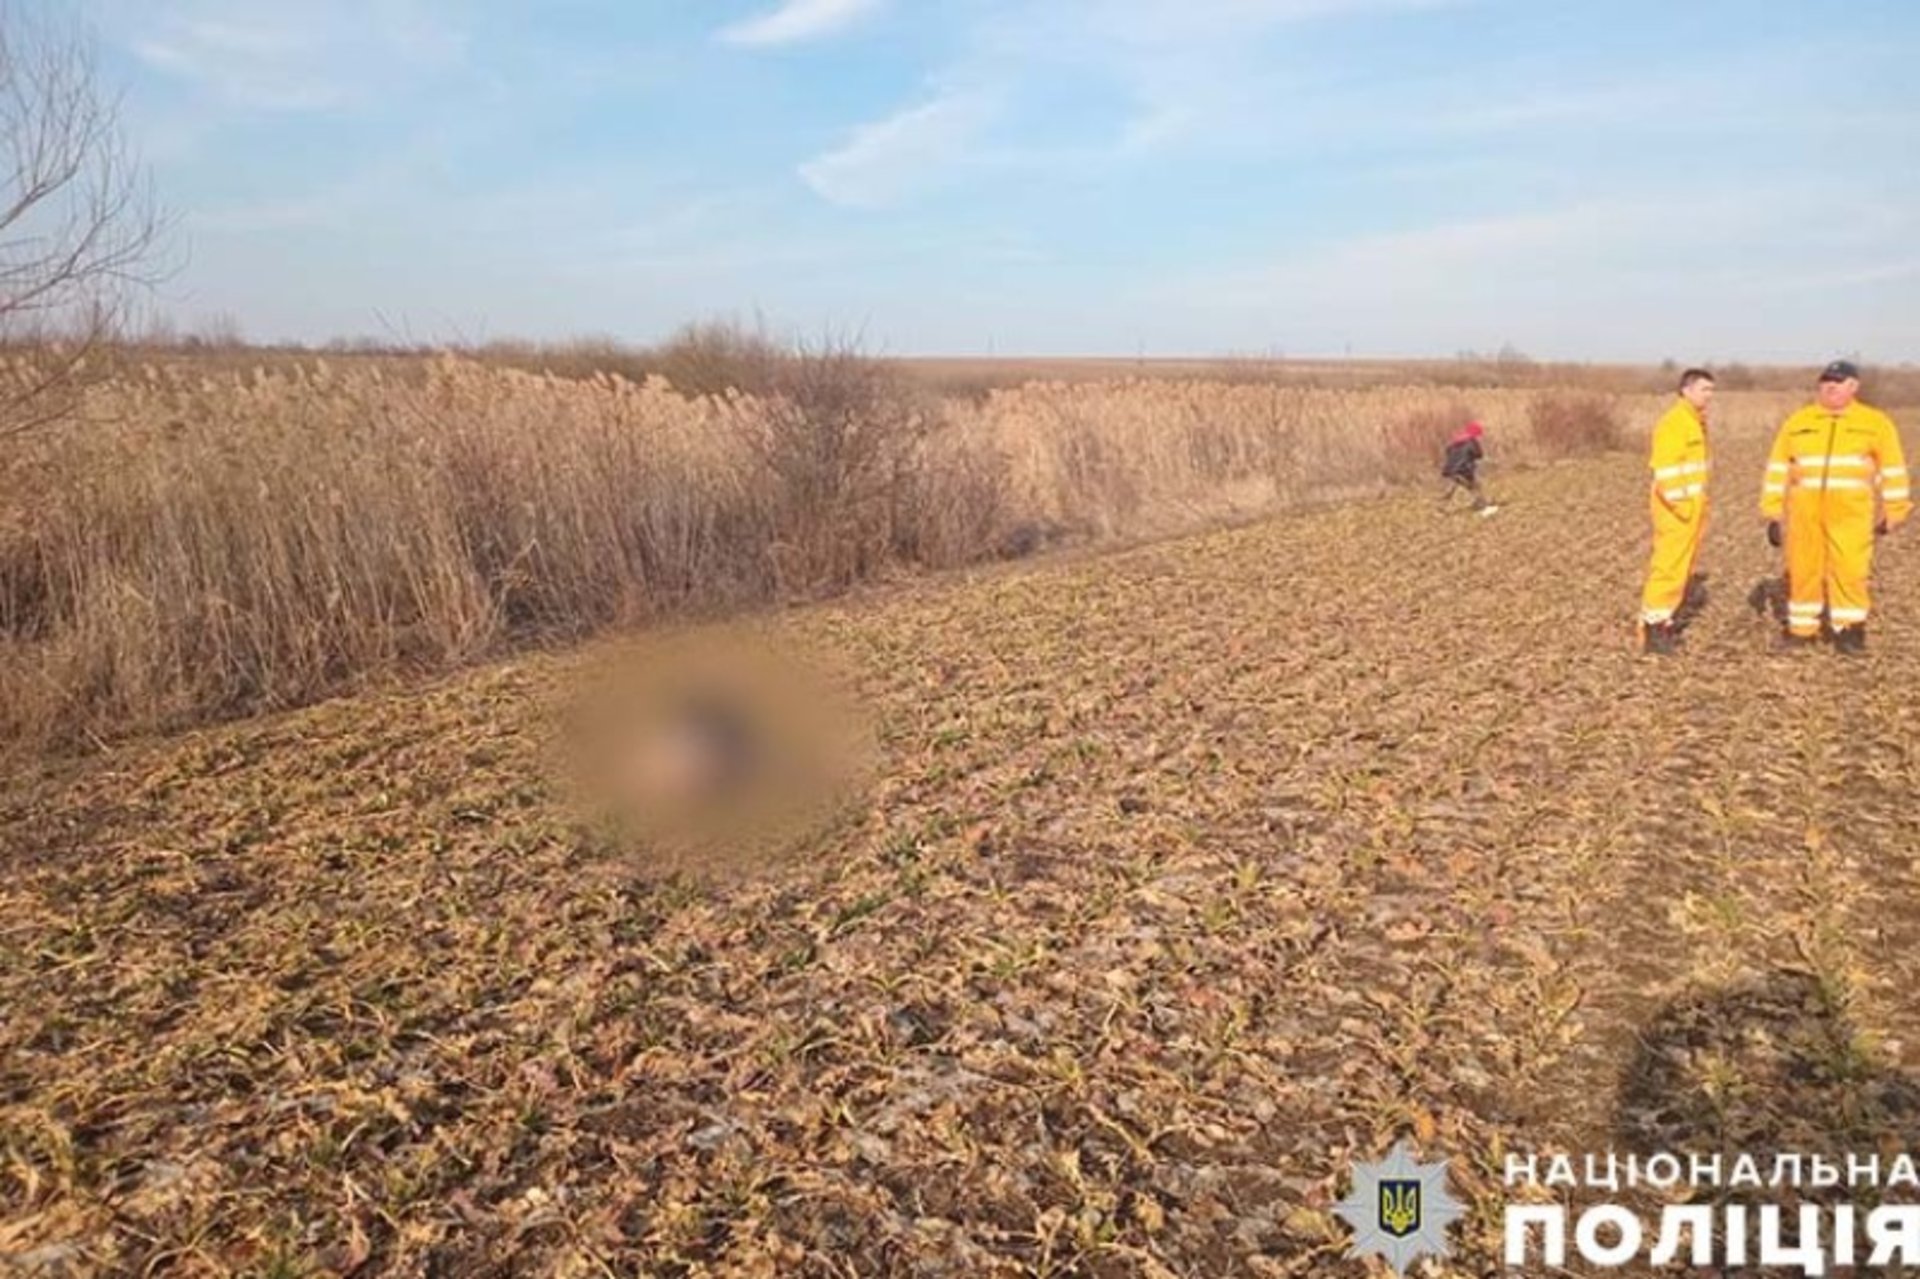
7, 398, 1920, 1275
4, 344, 1771, 755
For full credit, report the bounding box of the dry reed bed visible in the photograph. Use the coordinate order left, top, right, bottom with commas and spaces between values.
0, 359, 1793, 755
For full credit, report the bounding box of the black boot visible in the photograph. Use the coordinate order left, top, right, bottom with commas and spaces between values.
1641, 621, 1678, 655
1775, 630, 1819, 652
1834, 625, 1867, 655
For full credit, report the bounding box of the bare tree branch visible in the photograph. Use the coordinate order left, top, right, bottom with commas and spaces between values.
0, 2, 167, 438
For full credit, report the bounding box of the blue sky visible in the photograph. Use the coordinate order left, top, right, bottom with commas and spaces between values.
87, 0, 1920, 359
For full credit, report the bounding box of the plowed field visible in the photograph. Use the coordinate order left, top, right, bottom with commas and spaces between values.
7, 435, 1919, 1276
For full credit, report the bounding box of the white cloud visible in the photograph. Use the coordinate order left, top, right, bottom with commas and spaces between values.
718, 0, 884, 48
1042, 0, 1458, 45
800, 89, 1001, 207
1179, 200, 1732, 324
1276, 206, 1637, 288
192, 152, 433, 232
791, 0, 1475, 203
1143, 189, 1920, 358
123, 1, 466, 112
789, 0, 1474, 207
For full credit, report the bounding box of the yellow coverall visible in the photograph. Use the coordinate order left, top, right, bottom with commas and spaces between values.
1760, 402, 1913, 637
1640, 399, 1710, 629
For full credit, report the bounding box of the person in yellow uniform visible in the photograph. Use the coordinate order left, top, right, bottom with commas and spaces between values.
1760, 360, 1912, 653
1638, 368, 1716, 654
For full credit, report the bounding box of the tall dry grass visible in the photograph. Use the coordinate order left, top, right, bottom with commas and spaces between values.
0, 347, 1794, 756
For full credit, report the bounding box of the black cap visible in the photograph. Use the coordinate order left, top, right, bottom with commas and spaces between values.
1819, 359, 1860, 383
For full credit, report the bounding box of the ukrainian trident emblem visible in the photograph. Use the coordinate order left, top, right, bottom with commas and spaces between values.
1335, 1140, 1464, 1276
1379, 1178, 1421, 1238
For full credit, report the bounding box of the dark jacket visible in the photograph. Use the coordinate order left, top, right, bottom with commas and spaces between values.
1441, 436, 1483, 479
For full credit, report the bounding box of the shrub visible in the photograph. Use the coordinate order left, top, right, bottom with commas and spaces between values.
650, 321, 786, 398
732, 341, 934, 594
1716, 362, 1758, 391
465, 323, 788, 397
1529, 392, 1624, 457
1860, 366, 1920, 411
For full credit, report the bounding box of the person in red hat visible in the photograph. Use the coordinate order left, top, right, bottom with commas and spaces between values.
1438, 419, 1498, 514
